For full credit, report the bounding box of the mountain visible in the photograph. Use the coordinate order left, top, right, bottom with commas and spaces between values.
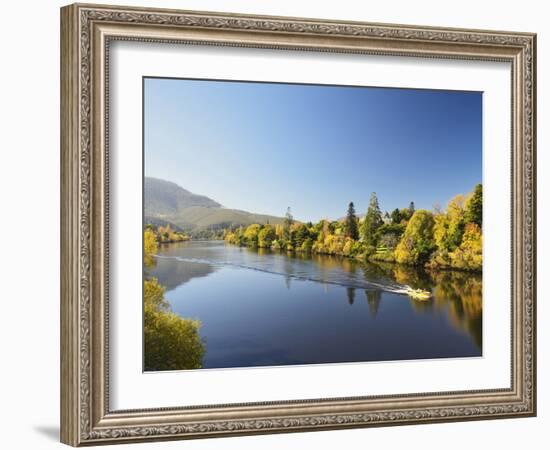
145, 177, 221, 215
144, 177, 284, 232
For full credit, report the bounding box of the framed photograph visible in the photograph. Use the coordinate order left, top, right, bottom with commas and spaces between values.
60, 3, 537, 446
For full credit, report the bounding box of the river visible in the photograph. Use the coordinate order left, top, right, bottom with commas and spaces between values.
146, 240, 482, 370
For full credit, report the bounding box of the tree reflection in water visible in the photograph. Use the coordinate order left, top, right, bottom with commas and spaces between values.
270, 248, 481, 349
347, 287, 355, 305
430, 270, 482, 348
366, 261, 482, 349
365, 290, 382, 318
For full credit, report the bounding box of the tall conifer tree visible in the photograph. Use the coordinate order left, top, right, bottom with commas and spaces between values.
345, 201, 359, 240
361, 193, 383, 245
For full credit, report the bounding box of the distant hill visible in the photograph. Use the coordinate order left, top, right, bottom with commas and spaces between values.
144, 177, 284, 232
145, 177, 221, 215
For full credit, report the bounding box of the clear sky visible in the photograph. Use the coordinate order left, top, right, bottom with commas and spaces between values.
144, 77, 482, 223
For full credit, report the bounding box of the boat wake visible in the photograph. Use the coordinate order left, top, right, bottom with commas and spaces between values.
153, 254, 415, 296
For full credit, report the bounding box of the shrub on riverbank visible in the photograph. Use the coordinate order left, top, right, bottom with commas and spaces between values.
143, 278, 205, 371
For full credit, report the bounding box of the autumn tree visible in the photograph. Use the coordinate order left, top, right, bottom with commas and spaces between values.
429, 186, 483, 270
445, 195, 467, 250
433, 213, 450, 252
450, 223, 482, 270
143, 278, 205, 371
244, 223, 262, 247
275, 224, 284, 239
144, 229, 158, 256
143, 229, 158, 267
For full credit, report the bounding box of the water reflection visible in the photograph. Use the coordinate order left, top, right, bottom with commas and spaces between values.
347, 288, 355, 305
152, 242, 482, 346
148, 241, 482, 368
431, 270, 482, 348
365, 260, 482, 345
365, 290, 382, 318
147, 242, 215, 291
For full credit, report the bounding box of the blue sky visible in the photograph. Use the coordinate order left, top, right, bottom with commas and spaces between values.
144, 77, 482, 222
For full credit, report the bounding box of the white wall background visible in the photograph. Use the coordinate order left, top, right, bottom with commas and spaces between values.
0, 1, 546, 448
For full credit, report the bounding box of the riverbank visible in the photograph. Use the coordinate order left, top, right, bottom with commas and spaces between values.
224, 240, 482, 274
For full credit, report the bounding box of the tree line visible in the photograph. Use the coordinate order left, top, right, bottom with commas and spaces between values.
224, 184, 482, 272
145, 223, 190, 245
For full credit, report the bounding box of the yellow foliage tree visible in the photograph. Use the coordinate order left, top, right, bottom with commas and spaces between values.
144, 229, 158, 255
342, 238, 354, 256
144, 229, 158, 267
445, 194, 466, 250
244, 223, 262, 247
144, 278, 205, 371
433, 213, 449, 251
448, 223, 482, 271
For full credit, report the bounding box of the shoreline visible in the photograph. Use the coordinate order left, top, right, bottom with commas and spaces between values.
161, 239, 482, 275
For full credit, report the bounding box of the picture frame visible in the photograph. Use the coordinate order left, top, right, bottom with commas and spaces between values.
60, 2, 536, 446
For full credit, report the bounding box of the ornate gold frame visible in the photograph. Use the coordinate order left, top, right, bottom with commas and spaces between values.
60, 3, 536, 446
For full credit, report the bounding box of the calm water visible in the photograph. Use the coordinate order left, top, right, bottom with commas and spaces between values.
146, 240, 482, 370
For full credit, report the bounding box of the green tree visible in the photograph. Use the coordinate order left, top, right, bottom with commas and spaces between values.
394, 210, 435, 264
361, 192, 383, 245
258, 224, 276, 248
294, 223, 311, 248
465, 183, 483, 227
400, 207, 413, 222
300, 237, 314, 253
390, 208, 403, 224
344, 201, 359, 240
